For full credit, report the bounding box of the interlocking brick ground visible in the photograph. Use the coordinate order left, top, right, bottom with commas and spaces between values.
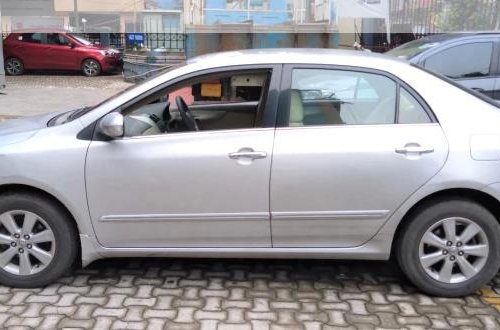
0, 73, 133, 117
0, 258, 499, 329
5, 72, 132, 90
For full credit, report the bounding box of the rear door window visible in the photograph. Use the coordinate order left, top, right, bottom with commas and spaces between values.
289, 68, 397, 126
424, 42, 493, 79
20, 33, 44, 44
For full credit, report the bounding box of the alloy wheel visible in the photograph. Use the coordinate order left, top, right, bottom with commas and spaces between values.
6, 59, 22, 75
0, 210, 56, 276
83, 60, 99, 76
419, 217, 488, 284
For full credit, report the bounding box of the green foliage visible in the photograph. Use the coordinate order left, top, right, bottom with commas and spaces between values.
439, 0, 499, 31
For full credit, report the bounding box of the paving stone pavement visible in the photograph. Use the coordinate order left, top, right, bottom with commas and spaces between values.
0, 73, 133, 117
0, 258, 499, 330
4, 72, 132, 90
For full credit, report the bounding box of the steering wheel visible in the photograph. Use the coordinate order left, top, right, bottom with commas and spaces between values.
175, 96, 199, 131
161, 101, 171, 132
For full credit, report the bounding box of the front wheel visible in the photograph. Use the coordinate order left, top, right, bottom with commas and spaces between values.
397, 199, 500, 297
82, 59, 101, 77
0, 193, 78, 287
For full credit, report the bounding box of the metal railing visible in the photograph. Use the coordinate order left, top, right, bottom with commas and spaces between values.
78, 32, 186, 52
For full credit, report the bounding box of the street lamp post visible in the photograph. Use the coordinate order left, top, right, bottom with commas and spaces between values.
74, 0, 80, 32
82, 18, 87, 33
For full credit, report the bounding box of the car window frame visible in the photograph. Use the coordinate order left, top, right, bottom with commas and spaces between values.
89, 64, 283, 141
19, 32, 45, 44
46, 33, 71, 47
493, 38, 500, 77
277, 64, 437, 128
419, 37, 499, 81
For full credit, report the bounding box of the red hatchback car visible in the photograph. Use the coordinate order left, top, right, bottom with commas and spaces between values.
3, 31, 123, 77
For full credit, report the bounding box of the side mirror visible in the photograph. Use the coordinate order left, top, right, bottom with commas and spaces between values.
69, 43, 75, 48
99, 112, 124, 139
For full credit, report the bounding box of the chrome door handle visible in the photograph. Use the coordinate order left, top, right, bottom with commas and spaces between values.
229, 151, 267, 160
396, 145, 434, 155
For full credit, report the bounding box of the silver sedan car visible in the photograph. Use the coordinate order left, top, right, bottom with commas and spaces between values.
1, 49, 500, 296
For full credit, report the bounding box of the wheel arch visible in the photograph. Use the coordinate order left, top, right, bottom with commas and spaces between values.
80, 57, 102, 68
0, 184, 82, 250
391, 188, 500, 258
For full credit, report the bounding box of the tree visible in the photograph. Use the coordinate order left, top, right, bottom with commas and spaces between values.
439, 0, 499, 31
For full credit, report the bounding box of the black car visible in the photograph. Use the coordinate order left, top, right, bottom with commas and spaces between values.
387, 33, 500, 100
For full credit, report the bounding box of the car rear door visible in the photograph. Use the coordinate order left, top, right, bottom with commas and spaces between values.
270, 65, 448, 248
420, 37, 498, 99
11, 33, 47, 69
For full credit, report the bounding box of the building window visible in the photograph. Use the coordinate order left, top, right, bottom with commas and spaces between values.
225, 0, 269, 10
145, 0, 182, 10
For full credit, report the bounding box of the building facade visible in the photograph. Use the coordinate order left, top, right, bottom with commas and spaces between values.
52, 0, 183, 33
184, 0, 335, 26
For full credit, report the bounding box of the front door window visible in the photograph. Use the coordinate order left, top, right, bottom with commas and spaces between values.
122, 70, 271, 137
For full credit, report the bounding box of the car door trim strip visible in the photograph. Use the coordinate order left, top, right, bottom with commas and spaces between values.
271, 210, 390, 220
100, 212, 269, 222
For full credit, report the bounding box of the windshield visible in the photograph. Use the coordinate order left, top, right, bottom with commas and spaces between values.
69, 34, 93, 46
49, 62, 187, 126
387, 39, 441, 59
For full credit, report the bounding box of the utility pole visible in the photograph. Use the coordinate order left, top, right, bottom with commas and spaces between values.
134, 0, 138, 32
74, 0, 80, 32
0, 3, 5, 89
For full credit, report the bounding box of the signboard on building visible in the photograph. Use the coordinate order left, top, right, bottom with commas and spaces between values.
127, 33, 145, 45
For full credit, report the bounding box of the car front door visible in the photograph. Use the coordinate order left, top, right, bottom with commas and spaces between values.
85, 65, 281, 248
421, 39, 498, 99
270, 65, 448, 247
44, 33, 78, 70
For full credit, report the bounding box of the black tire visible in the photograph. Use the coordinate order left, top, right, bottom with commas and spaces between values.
397, 198, 500, 297
0, 193, 78, 287
81, 58, 102, 77
5, 57, 24, 76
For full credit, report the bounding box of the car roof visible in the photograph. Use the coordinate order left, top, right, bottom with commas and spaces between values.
187, 48, 409, 71
8, 29, 70, 34
417, 32, 500, 43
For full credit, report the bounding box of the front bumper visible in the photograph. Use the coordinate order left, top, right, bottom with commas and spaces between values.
101, 55, 124, 73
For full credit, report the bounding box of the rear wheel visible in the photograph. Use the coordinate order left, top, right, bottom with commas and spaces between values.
82, 58, 101, 77
0, 193, 78, 287
5, 58, 24, 76
397, 199, 500, 297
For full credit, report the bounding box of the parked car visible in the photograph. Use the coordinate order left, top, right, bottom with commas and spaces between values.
1, 49, 500, 296
386, 33, 500, 100
2, 31, 123, 77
